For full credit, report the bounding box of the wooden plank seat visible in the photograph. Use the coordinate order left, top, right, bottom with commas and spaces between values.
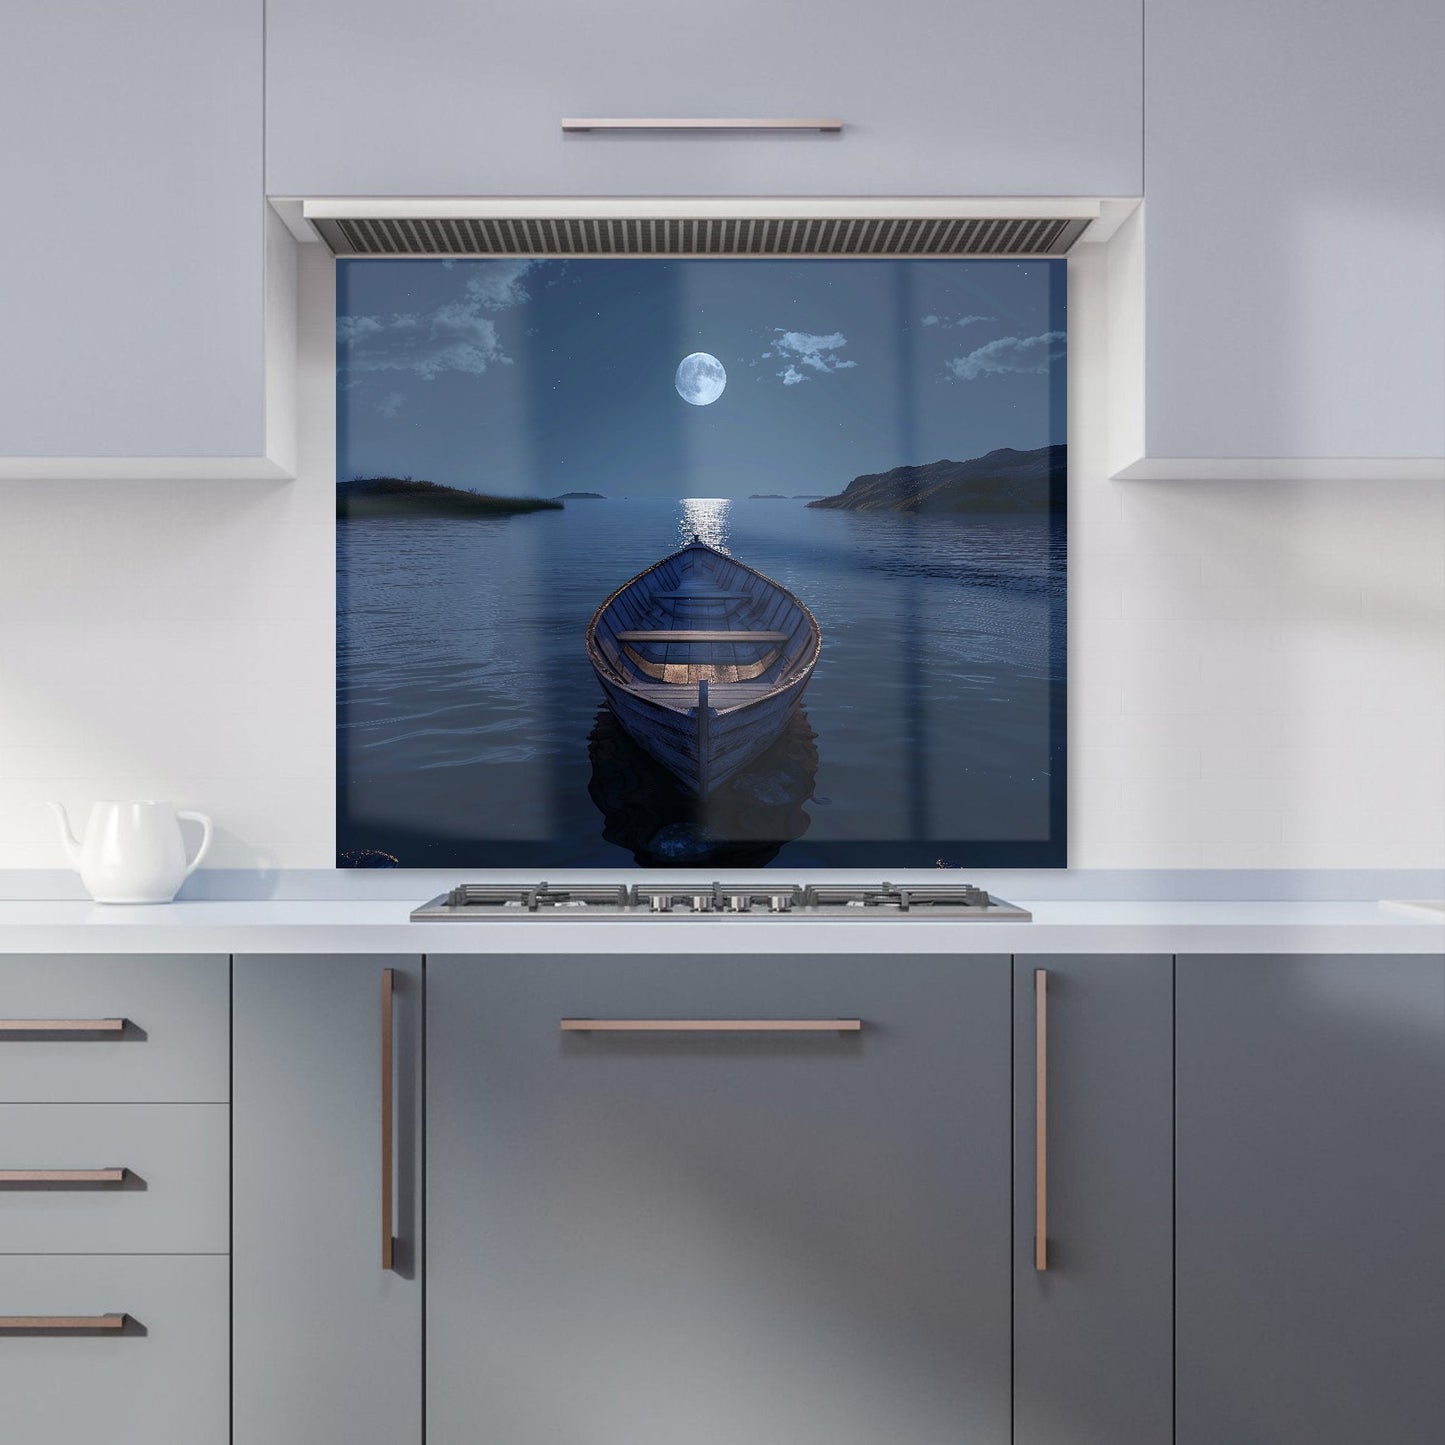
653, 591, 751, 600
616, 630, 790, 644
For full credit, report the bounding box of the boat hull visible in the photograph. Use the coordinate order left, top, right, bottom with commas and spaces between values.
597, 665, 813, 796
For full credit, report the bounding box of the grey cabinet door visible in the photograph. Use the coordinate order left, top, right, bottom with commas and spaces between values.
1176, 953, 1445, 1445
1143, 2, 1444, 465
267, 0, 1141, 197
233, 955, 423, 1445
1012, 955, 1173, 1445
0, 1, 266, 463
428, 953, 1012, 1445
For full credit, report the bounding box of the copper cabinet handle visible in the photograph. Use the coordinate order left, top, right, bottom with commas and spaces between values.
1034, 968, 1049, 1272
0, 1169, 128, 1185
0, 1314, 128, 1331
381, 968, 396, 1272
0, 1018, 127, 1035
560, 1018, 862, 1033
562, 118, 843, 134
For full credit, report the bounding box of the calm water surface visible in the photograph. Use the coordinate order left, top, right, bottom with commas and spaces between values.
337, 498, 1064, 867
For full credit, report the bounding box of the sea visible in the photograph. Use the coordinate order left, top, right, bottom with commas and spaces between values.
337, 496, 1065, 868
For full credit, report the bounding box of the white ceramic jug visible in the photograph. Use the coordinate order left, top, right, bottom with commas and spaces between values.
49, 801, 213, 904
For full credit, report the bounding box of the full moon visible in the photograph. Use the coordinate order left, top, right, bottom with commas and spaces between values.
675, 352, 727, 406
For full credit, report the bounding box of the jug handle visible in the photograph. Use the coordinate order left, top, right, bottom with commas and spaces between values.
177, 811, 213, 877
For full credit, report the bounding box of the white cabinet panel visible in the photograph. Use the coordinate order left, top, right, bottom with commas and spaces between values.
0, 1, 277, 473
1140, 0, 1445, 472
267, 0, 1141, 198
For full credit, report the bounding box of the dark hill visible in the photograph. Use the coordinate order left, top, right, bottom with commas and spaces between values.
806, 445, 1064, 514
337, 478, 562, 519
554, 491, 605, 500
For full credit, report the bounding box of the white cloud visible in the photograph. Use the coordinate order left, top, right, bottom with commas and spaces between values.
378, 390, 406, 418
462, 261, 538, 310
338, 261, 538, 382
770, 328, 857, 376
778, 365, 809, 385
946, 331, 1066, 380
924, 312, 992, 329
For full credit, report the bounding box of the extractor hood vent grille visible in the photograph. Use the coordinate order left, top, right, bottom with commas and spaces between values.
312, 213, 1091, 258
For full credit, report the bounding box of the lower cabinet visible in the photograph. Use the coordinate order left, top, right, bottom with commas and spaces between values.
0, 951, 230, 1442
1176, 953, 1445, 1445
217, 946, 1442, 1444
232, 954, 423, 1445
1012, 955, 1173, 1445
427, 953, 1014, 1445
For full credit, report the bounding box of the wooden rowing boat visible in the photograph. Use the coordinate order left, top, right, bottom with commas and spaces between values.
585, 536, 822, 796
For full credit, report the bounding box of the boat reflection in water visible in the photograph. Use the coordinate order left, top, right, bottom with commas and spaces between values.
586, 705, 819, 867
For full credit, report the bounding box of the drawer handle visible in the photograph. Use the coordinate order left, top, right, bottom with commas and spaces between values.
560, 1019, 862, 1033
0, 1018, 128, 1036
0, 1314, 128, 1331
1034, 968, 1049, 1272
381, 968, 396, 1272
562, 117, 843, 134
0, 1169, 128, 1186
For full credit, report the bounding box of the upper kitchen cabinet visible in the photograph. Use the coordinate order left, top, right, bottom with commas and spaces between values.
1128, 0, 1445, 479
0, 1, 293, 480
265, 0, 1142, 198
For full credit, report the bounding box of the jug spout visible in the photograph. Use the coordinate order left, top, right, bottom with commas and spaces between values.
47, 801, 83, 865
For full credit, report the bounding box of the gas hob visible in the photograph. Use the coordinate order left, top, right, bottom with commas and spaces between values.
411, 882, 1030, 921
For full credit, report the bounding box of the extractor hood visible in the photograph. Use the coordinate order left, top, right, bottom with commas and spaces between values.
295, 197, 1112, 258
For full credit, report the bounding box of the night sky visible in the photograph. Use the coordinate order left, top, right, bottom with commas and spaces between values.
337, 257, 1066, 499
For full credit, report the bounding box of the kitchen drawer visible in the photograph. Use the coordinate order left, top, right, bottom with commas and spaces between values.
0, 1255, 227, 1445
0, 955, 227, 1103
0, 1104, 227, 1254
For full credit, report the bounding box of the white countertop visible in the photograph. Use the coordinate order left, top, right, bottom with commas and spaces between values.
0, 899, 1439, 954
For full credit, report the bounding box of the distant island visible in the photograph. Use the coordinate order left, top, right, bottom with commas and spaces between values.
806, 445, 1064, 514
748, 493, 787, 500
554, 491, 605, 500
337, 478, 562, 519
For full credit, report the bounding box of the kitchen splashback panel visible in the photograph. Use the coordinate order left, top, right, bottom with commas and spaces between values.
335, 257, 1066, 868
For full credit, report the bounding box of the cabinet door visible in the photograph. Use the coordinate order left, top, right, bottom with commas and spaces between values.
428, 953, 1012, 1445
1012, 955, 1172, 1445
1141, 1, 1445, 470
233, 956, 423, 1445
0, 1, 269, 469
267, 0, 1141, 197
1176, 953, 1445, 1444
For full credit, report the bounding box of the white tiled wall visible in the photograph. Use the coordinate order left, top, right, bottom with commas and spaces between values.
0, 241, 1441, 870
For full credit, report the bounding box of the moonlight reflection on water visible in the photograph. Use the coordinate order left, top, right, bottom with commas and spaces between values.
677, 498, 732, 552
